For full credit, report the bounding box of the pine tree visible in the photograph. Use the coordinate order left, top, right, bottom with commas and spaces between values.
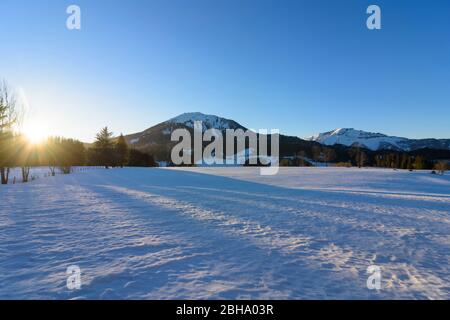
115, 134, 129, 168
94, 127, 114, 169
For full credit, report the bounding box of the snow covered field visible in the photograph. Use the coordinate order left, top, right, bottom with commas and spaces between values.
0, 167, 449, 299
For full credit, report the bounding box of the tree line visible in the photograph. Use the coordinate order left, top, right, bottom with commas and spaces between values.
89, 127, 156, 169
279, 136, 449, 172
1, 81, 156, 184
0, 128, 157, 185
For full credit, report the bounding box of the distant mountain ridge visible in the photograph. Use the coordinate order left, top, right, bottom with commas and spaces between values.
307, 128, 450, 151
122, 112, 450, 163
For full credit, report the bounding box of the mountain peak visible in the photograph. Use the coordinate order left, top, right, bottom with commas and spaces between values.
307, 128, 450, 151
325, 128, 387, 138
307, 128, 403, 150
167, 112, 245, 131
125, 112, 248, 147
332, 128, 352, 134
169, 112, 216, 123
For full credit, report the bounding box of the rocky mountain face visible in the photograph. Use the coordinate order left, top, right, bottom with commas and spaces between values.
307, 128, 450, 151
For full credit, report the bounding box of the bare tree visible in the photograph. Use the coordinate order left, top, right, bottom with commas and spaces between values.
15, 135, 34, 182
434, 161, 448, 175
0, 81, 17, 184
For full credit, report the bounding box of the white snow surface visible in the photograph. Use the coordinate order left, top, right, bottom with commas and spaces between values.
1, 167, 449, 299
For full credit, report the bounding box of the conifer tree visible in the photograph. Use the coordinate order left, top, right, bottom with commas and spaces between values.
94, 127, 114, 169
115, 134, 129, 168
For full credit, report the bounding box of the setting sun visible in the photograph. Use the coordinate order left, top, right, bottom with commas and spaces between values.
23, 123, 50, 144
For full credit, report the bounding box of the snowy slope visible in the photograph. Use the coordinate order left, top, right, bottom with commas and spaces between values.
168, 112, 244, 132
307, 128, 450, 151
1, 167, 449, 299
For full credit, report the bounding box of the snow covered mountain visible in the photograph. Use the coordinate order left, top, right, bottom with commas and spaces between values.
122, 114, 450, 162
125, 112, 245, 147
168, 112, 245, 132
307, 128, 450, 151
123, 112, 247, 152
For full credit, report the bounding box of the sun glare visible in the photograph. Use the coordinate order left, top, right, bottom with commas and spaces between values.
23, 123, 50, 144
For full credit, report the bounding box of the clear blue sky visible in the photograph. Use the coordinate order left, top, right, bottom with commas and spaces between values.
1, 0, 449, 142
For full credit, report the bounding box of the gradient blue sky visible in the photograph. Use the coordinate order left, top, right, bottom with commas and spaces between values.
1, 0, 449, 142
